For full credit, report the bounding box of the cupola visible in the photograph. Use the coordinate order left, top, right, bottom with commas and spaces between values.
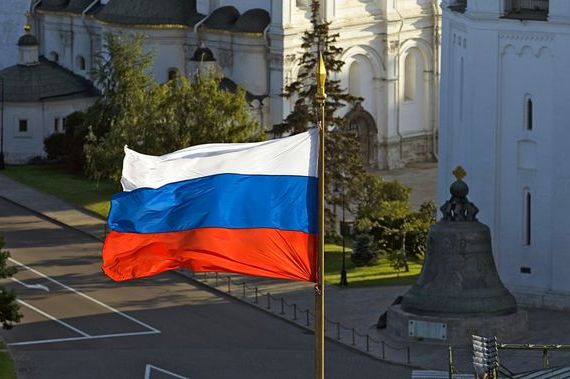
17, 25, 39, 66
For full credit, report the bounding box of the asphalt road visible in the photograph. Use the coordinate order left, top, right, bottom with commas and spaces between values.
0, 198, 411, 379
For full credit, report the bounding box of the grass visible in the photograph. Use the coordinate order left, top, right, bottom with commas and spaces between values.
3, 165, 118, 218
324, 243, 423, 287
0, 340, 16, 379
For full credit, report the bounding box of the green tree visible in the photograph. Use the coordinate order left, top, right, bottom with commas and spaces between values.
0, 236, 22, 329
355, 174, 435, 267
350, 233, 378, 266
275, 0, 366, 238
84, 33, 262, 182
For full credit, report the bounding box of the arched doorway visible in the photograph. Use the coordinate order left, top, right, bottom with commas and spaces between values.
345, 103, 378, 169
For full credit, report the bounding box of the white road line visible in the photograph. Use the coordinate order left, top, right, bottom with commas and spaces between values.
9, 257, 160, 334
11, 277, 49, 292
144, 364, 190, 379
8, 330, 159, 347
17, 299, 91, 337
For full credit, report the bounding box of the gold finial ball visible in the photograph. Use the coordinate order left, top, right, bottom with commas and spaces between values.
24, 24, 31, 33
452, 166, 467, 181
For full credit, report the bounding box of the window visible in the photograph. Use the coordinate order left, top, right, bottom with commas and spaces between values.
503, 0, 549, 21
168, 68, 179, 81
76, 55, 86, 71
18, 119, 28, 133
404, 52, 416, 101
526, 98, 533, 130
62, 117, 67, 130
54, 118, 60, 132
349, 62, 361, 98
523, 189, 531, 246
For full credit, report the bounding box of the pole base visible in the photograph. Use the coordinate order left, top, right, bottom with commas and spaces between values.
340, 269, 348, 287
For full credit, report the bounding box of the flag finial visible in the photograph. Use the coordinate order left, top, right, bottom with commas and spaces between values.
316, 53, 327, 103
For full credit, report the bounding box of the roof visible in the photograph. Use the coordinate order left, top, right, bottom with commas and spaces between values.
220, 77, 266, 103
513, 366, 570, 378
235, 9, 271, 33
202, 7, 270, 33
38, 0, 205, 26
0, 57, 99, 102
17, 34, 39, 47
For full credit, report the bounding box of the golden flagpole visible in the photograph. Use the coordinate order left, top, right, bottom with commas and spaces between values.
315, 51, 326, 379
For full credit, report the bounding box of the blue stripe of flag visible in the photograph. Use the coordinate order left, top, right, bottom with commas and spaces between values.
108, 173, 318, 234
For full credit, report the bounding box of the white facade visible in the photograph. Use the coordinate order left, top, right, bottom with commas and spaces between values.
439, 0, 570, 308
4, 98, 96, 163
32, 0, 441, 169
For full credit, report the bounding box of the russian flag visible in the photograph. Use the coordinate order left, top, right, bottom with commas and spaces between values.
102, 130, 318, 282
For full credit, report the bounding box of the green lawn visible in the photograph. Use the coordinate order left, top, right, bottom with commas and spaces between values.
324, 243, 422, 287
3, 165, 118, 218
0, 341, 16, 379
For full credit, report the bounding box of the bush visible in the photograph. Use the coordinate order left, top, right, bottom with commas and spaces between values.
44, 133, 66, 160
0, 236, 22, 329
63, 111, 89, 173
350, 233, 378, 266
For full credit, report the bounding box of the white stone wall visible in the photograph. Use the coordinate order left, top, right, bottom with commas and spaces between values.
439, 0, 570, 308
3, 98, 96, 163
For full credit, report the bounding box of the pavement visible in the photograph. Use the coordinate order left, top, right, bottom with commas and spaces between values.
0, 192, 410, 379
2, 166, 570, 376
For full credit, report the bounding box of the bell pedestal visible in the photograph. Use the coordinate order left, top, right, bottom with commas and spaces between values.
387, 304, 528, 345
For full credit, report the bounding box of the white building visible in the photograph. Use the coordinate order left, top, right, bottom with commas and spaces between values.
438, 0, 570, 308
0, 31, 98, 163
27, 0, 440, 169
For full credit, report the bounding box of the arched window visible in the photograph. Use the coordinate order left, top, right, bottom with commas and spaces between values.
348, 61, 361, 98
404, 52, 416, 101
526, 97, 533, 131
523, 188, 532, 246
76, 55, 86, 71
168, 68, 179, 81
49, 51, 59, 63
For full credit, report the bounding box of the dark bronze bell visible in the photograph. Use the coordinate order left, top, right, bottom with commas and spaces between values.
400, 167, 517, 316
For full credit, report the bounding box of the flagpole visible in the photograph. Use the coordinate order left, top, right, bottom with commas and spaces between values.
315, 52, 326, 379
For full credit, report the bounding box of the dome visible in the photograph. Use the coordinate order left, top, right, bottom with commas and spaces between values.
204, 6, 240, 29
17, 34, 39, 47
95, 0, 203, 26
40, 0, 71, 10
235, 9, 270, 33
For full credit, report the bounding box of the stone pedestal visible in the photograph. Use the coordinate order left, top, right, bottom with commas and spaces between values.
387, 304, 528, 345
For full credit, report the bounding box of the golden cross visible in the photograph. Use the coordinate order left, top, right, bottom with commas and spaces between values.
453, 166, 466, 181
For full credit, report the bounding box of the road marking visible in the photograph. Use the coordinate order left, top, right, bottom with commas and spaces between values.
11, 277, 49, 292
17, 299, 91, 337
9, 330, 158, 347
144, 364, 190, 379
9, 257, 160, 333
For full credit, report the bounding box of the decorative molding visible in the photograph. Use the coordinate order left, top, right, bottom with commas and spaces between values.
499, 32, 554, 42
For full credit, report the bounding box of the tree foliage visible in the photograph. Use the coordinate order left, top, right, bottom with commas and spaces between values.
355, 174, 436, 263
0, 236, 22, 330
350, 233, 378, 266
275, 0, 366, 238
84, 33, 262, 182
